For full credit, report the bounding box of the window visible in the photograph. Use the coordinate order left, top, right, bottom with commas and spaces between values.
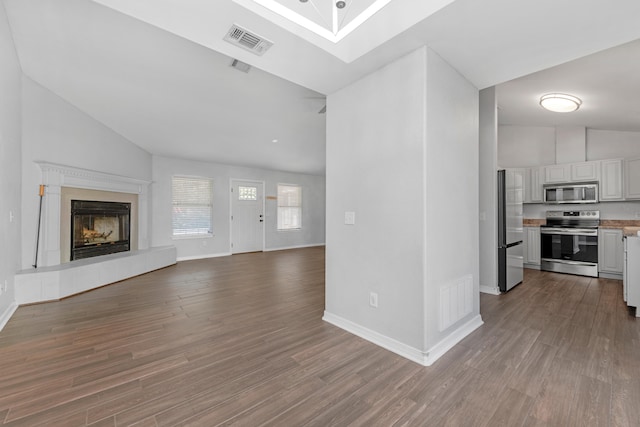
277, 184, 302, 230
172, 176, 213, 237
238, 186, 257, 201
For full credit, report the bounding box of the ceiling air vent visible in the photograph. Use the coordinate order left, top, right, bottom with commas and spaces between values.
224, 24, 273, 56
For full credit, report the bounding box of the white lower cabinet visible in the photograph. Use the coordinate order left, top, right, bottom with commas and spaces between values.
524, 226, 540, 268
599, 228, 624, 275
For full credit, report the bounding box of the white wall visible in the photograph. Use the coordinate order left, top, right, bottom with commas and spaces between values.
0, 2, 22, 326
423, 48, 480, 351
325, 46, 480, 364
151, 155, 325, 260
326, 47, 426, 350
20, 78, 152, 269
587, 129, 640, 160
478, 87, 498, 294
524, 201, 640, 220
498, 125, 556, 167
498, 125, 640, 168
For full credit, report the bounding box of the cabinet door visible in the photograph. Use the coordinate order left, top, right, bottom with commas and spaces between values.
529, 168, 543, 202
525, 227, 540, 265
600, 159, 623, 201
598, 228, 623, 274
625, 157, 640, 200
571, 161, 599, 182
544, 164, 570, 183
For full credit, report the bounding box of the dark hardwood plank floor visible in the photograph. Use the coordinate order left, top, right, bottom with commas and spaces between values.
1, 247, 639, 426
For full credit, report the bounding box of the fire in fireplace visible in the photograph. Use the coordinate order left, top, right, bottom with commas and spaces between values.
71, 200, 131, 261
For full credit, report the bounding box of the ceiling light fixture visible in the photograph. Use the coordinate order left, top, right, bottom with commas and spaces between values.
336, 1, 346, 8
539, 93, 582, 113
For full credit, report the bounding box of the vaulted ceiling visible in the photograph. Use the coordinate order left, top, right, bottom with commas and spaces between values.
4, 0, 640, 175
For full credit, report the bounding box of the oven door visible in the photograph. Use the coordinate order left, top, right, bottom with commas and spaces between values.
541, 227, 598, 262
540, 227, 599, 276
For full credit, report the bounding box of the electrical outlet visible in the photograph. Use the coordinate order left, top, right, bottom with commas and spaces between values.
635, 212, 640, 219
369, 292, 378, 308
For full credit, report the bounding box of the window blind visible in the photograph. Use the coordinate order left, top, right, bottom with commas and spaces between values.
277, 184, 301, 230
172, 176, 213, 236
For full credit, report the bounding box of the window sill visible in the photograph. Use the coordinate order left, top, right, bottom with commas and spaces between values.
172, 233, 214, 240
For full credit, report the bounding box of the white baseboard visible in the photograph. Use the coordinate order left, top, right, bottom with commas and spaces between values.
0, 302, 18, 332
177, 244, 325, 261
177, 252, 232, 262
322, 311, 484, 367
599, 272, 623, 281
425, 314, 484, 365
264, 243, 325, 252
480, 285, 500, 295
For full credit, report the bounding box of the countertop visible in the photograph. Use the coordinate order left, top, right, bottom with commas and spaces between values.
523, 219, 546, 226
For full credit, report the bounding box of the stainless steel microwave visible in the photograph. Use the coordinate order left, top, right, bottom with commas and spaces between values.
543, 182, 598, 204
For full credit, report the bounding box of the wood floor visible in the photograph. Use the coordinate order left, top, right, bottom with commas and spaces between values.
1, 247, 639, 426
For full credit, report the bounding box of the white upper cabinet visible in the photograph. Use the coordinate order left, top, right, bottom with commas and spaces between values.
600, 159, 623, 201
544, 164, 570, 183
524, 167, 543, 203
625, 157, 640, 200
521, 157, 633, 202
571, 161, 600, 182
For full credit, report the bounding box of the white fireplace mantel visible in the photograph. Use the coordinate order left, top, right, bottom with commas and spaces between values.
35, 161, 152, 267
13, 162, 176, 306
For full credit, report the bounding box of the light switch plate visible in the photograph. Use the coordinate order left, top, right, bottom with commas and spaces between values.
344, 211, 355, 225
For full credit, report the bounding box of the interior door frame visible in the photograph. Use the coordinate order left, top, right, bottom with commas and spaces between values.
229, 178, 266, 254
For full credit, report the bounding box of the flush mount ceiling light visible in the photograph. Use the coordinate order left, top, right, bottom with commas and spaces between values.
539, 93, 582, 113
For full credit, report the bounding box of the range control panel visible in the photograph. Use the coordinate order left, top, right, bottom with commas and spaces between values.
546, 210, 600, 219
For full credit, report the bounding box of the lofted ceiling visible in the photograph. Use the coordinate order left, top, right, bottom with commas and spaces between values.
497, 38, 640, 132
4, 0, 640, 175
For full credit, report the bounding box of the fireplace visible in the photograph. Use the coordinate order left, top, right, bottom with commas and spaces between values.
71, 200, 131, 261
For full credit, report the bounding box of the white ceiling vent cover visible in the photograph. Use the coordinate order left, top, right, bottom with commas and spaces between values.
224, 24, 273, 56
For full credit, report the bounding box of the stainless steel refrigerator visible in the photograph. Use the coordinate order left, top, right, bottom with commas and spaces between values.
498, 169, 524, 292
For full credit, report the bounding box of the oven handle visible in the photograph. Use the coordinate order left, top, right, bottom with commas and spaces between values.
540, 227, 598, 236
541, 258, 598, 267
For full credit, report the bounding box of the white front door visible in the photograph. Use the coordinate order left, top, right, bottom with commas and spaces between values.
231, 180, 264, 254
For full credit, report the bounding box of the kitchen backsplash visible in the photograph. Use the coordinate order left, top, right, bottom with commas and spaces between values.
524, 201, 640, 220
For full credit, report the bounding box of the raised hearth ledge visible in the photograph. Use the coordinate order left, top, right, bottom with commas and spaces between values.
15, 246, 176, 305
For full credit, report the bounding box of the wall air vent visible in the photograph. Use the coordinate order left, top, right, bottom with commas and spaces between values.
224, 24, 273, 56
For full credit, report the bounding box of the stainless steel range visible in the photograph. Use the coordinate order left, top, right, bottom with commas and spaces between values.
540, 210, 600, 277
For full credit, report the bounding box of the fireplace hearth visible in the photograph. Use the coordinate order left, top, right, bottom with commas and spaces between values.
71, 200, 131, 261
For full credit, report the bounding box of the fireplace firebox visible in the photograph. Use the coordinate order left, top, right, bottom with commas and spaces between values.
71, 200, 131, 261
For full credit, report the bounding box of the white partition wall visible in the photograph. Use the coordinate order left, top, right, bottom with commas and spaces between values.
325, 46, 482, 366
